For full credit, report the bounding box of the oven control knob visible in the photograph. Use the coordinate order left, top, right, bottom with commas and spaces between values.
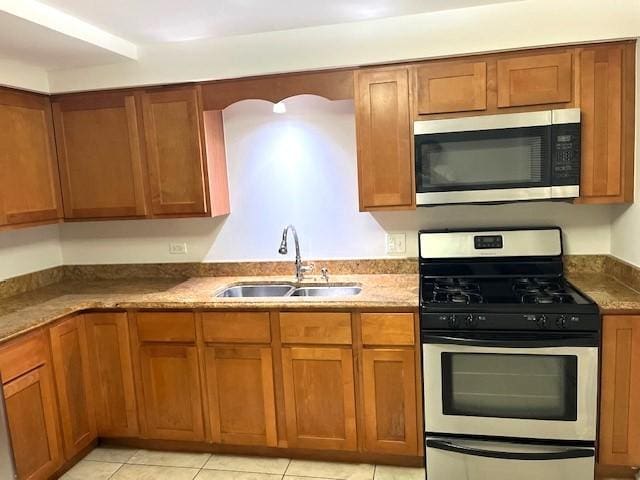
556, 316, 568, 329
537, 315, 548, 328
466, 314, 476, 327
448, 315, 459, 328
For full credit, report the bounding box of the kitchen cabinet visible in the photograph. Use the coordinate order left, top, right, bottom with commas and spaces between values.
205, 346, 277, 446
52, 91, 148, 219
577, 42, 635, 204
414, 61, 487, 114
49, 316, 97, 459
354, 68, 414, 211
0, 332, 63, 480
362, 349, 417, 455
4, 367, 63, 480
282, 346, 357, 451
84, 312, 138, 437
0, 89, 63, 228
139, 344, 205, 441
599, 315, 640, 466
141, 85, 214, 216
496, 51, 573, 107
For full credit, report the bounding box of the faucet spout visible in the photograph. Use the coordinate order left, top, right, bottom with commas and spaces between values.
278, 225, 313, 282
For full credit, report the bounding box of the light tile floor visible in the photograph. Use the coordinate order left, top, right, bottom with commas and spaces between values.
61, 446, 426, 480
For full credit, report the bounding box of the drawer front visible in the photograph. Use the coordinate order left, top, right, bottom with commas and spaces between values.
361, 313, 415, 346
137, 312, 196, 343
202, 312, 271, 344
0, 330, 48, 383
280, 312, 352, 345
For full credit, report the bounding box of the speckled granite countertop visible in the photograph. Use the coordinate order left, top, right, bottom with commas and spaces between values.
0, 274, 419, 343
568, 273, 640, 314
0, 268, 639, 344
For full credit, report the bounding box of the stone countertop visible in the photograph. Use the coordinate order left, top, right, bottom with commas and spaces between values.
0, 274, 420, 343
568, 273, 640, 314
0, 269, 639, 344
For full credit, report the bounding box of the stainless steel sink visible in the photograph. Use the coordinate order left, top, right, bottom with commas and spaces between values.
216, 283, 362, 298
217, 284, 294, 297
289, 286, 362, 297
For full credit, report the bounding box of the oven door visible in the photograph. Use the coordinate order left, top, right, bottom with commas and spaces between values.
414, 112, 552, 205
426, 437, 595, 480
423, 333, 598, 441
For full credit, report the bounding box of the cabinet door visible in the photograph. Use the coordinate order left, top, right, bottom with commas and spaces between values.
142, 86, 208, 216
497, 52, 573, 107
354, 68, 414, 211
415, 61, 487, 114
52, 92, 147, 219
578, 43, 635, 204
205, 346, 277, 446
84, 313, 138, 437
4, 366, 63, 480
599, 315, 640, 466
139, 344, 204, 441
49, 316, 97, 459
0, 89, 63, 227
282, 347, 357, 450
362, 349, 418, 455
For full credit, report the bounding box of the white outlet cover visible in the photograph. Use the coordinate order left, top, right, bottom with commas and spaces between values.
386, 232, 406, 255
169, 242, 188, 254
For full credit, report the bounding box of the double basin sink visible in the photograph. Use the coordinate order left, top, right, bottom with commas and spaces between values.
217, 283, 362, 298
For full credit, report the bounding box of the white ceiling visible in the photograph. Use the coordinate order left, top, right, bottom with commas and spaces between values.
37, 0, 515, 43
0, 10, 129, 70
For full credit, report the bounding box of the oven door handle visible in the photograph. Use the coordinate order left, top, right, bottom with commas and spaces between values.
423, 334, 598, 348
426, 439, 595, 461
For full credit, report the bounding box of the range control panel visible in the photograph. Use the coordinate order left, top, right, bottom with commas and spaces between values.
422, 311, 600, 332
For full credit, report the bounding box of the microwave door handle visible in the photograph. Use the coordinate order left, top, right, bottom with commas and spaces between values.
426, 439, 594, 461
424, 334, 597, 348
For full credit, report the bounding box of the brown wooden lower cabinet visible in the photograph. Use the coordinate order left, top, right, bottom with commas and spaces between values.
205, 345, 277, 446
84, 312, 138, 437
49, 316, 97, 459
4, 365, 63, 480
599, 315, 640, 466
362, 348, 418, 455
281, 346, 358, 451
139, 344, 205, 441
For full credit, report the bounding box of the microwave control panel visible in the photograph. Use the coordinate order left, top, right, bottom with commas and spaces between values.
551, 123, 581, 185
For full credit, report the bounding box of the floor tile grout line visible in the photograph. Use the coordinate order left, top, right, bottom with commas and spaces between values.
106, 462, 126, 480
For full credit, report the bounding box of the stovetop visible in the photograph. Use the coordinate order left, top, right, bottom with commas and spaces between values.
422, 276, 592, 306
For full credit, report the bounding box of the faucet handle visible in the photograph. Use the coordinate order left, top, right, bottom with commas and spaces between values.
321, 267, 329, 283
301, 263, 314, 273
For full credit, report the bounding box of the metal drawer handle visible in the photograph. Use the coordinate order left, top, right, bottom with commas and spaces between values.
426, 439, 594, 461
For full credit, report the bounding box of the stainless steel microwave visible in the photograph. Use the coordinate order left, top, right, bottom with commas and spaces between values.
414, 109, 581, 206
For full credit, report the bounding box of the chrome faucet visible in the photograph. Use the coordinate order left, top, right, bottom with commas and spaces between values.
278, 225, 314, 282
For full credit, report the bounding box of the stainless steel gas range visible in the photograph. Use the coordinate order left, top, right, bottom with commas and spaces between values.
419, 227, 600, 480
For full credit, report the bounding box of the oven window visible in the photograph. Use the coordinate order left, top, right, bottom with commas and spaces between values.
441, 353, 577, 421
415, 126, 551, 192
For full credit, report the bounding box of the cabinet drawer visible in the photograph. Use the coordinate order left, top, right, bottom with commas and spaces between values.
202, 312, 271, 344
361, 313, 415, 346
280, 312, 352, 345
0, 330, 48, 384
137, 312, 196, 343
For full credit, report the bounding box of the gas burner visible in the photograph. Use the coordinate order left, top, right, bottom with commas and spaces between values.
434, 278, 480, 295
513, 278, 565, 297
521, 292, 575, 304
432, 291, 483, 304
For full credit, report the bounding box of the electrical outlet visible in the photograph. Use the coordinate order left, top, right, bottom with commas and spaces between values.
386, 232, 406, 255
169, 242, 188, 255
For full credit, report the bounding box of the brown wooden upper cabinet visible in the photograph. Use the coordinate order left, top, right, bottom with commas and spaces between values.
577, 42, 635, 204
142, 85, 229, 217
415, 61, 487, 114
0, 89, 63, 228
354, 68, 414, 211
52, 91, 148, 220
496, 51, 573, 107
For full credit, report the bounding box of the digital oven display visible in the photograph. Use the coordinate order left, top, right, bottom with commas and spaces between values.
474, 235, 503, 249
